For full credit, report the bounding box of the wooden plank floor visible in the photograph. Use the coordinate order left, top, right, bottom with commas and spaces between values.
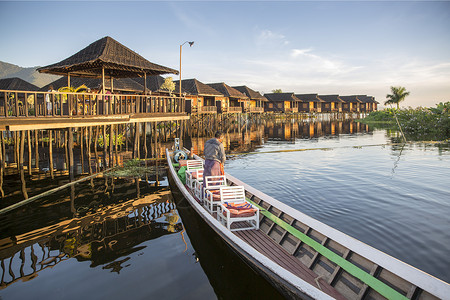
183, 182, 345, 299
234, 228, 346, 300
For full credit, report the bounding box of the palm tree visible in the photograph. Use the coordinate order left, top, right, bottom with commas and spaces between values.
385, 86, 410, 109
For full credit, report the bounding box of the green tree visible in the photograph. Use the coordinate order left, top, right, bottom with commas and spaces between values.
160, 77, 176, 96
272, 89, 282, 93
385, 86, 410, 109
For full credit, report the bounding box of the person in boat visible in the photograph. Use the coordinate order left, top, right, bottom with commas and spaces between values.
203, 131, 225, 177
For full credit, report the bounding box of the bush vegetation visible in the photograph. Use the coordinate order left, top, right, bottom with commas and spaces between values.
361, 102, 450, 141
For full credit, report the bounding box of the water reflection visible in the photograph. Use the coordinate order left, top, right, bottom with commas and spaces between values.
0, 180, 181, 289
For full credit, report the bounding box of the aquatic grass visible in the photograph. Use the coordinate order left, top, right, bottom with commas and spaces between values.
360, 102, 450, 141
106, 158, 158, 178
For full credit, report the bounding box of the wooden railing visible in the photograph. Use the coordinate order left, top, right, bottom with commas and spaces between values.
285, 107, 298, 113
228, 106, 242, 113
0, 90, 185, 118
198, 106, 217, 113
249, 107, 264, 113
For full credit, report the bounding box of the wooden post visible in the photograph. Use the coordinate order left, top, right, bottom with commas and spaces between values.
134, 122, 140, 159
19, 131, 28, 199
102, 67, 105, 115
27, 130, 32, 176
64, 130, 69, 175
88, 126, 93, 175
68, 128, 74, 181
4, 91, 8, 118
109, 125, 113, 167
49, 130, 54, 179
80, 128, 84, 173
94, 126, 99, 173
115, 124, 118, 167
103, 125, 107, 168
34, 130, 39, 170
0, 132, 4, 198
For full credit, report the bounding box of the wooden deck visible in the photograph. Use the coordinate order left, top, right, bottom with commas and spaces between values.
0, 112, 189, 131
234, 226, 346, 300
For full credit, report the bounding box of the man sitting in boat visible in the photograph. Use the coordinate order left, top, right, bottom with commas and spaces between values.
204, 131, 225, 177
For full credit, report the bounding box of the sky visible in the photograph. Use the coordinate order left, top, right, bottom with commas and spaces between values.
1, 1, 449, 108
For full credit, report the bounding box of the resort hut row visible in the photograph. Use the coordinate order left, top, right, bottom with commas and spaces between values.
263, 93, 378, 113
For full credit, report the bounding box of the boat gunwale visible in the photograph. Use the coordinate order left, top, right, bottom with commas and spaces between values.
225, 173, 450, 299
165, 148, 335, 300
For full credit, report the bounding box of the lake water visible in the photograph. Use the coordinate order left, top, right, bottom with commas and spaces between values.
0, 119, 448, 299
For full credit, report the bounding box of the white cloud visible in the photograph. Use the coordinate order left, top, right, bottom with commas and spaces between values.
255, 29, 290, 47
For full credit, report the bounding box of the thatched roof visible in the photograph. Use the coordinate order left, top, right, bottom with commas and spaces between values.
40, 76, 144, 92
295, 94, 324, 102
233, 86, 268, 102
264, 92, 302, 102
38, 36, 178, 78
354, 95, 378, 104
339, 96, 362, 103
0, 77, 39, 91
173, 79, 223, 96
206, 82, 248, 99
317, 95, 345, 103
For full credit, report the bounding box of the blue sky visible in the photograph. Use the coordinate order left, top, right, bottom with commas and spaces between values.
1, 1, 449, 107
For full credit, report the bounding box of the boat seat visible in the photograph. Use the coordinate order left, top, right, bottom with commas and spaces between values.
217, 186, 259, 231
202, 175, 227, 213
185, 160, 204, 189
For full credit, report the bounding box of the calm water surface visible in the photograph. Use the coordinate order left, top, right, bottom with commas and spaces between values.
225, 128, 450, 283
0, 120, 448, 299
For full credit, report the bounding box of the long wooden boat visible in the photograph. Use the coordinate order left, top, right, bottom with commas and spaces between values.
166, 147, 449, 299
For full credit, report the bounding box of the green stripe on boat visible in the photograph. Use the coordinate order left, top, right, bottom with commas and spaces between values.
247, 198, 409, 300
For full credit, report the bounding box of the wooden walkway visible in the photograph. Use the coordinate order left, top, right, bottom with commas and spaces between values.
0, 113, 189, 131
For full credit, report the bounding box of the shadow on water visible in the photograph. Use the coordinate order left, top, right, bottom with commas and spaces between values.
0, 176, 182, 290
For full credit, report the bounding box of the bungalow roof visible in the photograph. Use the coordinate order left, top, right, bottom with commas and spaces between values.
173, 79, 223, 97
264, 92, 302, 102
354, 95, 378, 103
206, 82, 248, 99
40, 76, 144, 92
38, 36, 178, 78
0, 77, 39, 91
131, 75, 165, 92
232, 85, 268, 102
339, 96, 362, 103
317, 95, 345, 103
294, 94, 324, 102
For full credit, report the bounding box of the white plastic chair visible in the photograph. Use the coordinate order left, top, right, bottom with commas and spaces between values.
202, 175, 227, 213
217, 186, 259, 231
185, 160, 204, 190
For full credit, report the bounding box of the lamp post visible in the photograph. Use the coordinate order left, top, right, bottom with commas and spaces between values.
179, 41, 194, 98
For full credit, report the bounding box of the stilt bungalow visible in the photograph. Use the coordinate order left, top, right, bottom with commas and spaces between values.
232, 86, 267, 113
355, 95, 377, 112
317, 95, 345, 113
339, 96, 361, 113
1, 36, 186, 127
173, 79, 223, 114
206, 82, 248, 114
264, 93, 301, 113
294, 94, 324, 113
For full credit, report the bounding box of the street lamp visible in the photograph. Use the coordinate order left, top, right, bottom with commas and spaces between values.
179, 41, 194, 97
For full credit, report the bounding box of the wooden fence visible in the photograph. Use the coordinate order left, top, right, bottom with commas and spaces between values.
0, 90, 185, 118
